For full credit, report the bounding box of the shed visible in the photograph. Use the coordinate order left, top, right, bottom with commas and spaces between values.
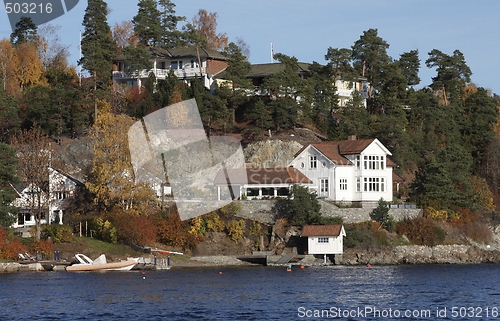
301, 225, 346, 263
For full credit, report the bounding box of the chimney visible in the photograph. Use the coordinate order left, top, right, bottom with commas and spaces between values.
348, 135, 357, 141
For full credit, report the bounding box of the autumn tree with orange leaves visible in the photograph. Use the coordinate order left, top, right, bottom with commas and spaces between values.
192, 9, 228, 51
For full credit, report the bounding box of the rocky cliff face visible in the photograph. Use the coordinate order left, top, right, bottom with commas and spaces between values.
243, 140, 303, 167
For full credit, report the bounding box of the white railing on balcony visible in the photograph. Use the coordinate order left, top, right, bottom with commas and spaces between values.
113, 67, 205, 80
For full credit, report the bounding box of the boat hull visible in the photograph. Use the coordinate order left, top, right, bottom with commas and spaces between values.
66, 260, 137, 272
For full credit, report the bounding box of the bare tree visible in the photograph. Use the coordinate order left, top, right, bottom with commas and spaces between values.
12, 129, 52, 241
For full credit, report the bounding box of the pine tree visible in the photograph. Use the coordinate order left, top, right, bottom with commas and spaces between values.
289, 185, 322, 226
132, 0, 162, 47
158, 0, 185, 49
10, 17, 37, 45
79, 0, 115, 120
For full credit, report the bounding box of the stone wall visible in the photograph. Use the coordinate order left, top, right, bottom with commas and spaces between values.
234, 199, 422, 224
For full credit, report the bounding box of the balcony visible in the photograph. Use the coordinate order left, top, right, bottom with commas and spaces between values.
113, 67, 205, 81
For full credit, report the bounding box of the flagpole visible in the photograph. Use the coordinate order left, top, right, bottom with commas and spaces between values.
270, 42, 273, 63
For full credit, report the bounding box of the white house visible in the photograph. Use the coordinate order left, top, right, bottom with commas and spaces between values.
301, 225, 346, 263
10, 168, 82, 228
112, 46, 229, 91
289, 136, 397, 207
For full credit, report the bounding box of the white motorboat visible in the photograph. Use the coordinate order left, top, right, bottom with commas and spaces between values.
66, 254, 137, 272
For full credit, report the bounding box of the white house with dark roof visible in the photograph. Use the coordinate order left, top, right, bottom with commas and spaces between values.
289, 136, 399, 207
10, 168, 83, 228
214, 167, 313, 200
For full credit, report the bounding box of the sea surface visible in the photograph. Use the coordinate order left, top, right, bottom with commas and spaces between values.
1, 264, 500, 320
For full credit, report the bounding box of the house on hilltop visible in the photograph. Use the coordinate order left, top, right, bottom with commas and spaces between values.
112, 46, 229, 90
289, 135, 400, 207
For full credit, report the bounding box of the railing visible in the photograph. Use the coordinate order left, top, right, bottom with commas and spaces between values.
390, 203, 417, 209
113, 67, 205, 80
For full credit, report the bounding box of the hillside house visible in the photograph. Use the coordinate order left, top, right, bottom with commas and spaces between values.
301, 224, 346, 264
245, 63, 368, 106
289, 136, 398, 207
112, 46, 229, 90
10, 168, 82, 228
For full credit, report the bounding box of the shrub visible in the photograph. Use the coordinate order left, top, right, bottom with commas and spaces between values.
370, 198, 393, 231
205, 213, 224, 232
396, 217, 445, 246
0, 228, 27, 260
30, 239, 54, 256
227, 219, 245, 243
249, 221, 263, 236
156, 210, 201, 249
42, 225, 74, 243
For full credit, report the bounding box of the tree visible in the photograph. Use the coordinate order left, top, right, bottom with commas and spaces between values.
79, 0, 115, 120
289, 185, 322, 226
86, 109, 156, 211
12, 129, 52, 241
36, 24, 69, 70
351, 28, 391, 97
10, 17, 37, 45
12, 42, 45, 93
158, 0, 185, 49
425, 49, 472, 105
0, 142, 19, 228
112, 21, 138, 54
369, 198, 393, 231
123, 45, 152, 93
398, 50, 420, 87
132, 0, 162, 47
325, 47, 354, 80
192, 9, 228, 51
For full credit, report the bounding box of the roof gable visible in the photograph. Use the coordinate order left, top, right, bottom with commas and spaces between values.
301, 225, 345, 237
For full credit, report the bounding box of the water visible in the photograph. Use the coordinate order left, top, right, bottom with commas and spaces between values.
1, 264, 500, 320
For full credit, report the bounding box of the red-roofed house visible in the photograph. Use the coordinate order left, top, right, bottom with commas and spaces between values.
213, 167, 313, 200
301, 225, 346, 263
289, 135, 397, 207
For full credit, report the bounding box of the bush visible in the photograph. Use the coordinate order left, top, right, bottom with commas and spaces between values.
396, 217, 445, 246
344, 222, 384, 249
42, 225, 74, 243
156, 210, 201, 249
227, 219, 245, 243
370, 198, 393, 231
0, 228, 26, 260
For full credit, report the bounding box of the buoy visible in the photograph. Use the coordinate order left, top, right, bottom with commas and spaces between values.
219, 271, 223, 275
366, 263, 371, 268
299, 265, 305, 269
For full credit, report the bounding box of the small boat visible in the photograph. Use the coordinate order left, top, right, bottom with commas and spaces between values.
66, 254, 137, 272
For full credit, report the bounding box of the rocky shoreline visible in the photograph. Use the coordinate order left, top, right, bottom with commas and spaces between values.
3, 244, 500, 272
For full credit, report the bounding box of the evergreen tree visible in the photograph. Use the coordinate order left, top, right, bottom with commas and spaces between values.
425, 49, 472, 105
370, 198, 393, 231
398, 50, 420, 87
289, 185, 322, 226
0, 142, 18, 228
79, 0, 115, 119
325, 47, 354, 80
132, 0, 162, 47
10, 17, 37, 45
123, 46, 152, 93
158, 0, 185, 48
351, 28, 391, 97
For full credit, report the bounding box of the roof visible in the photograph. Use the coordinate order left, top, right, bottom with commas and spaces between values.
113, 46, 228, 62
392, 172, 405, 183
214, 167, 313, 185
301, 225, 344, 237
247, 62, 311, 78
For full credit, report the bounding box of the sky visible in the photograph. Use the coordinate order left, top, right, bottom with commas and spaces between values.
0, 0, 499, 95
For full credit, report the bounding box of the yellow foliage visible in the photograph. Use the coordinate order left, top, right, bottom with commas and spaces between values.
424, 207, 448, 221
228, 219, 245, 243
469, 176, 495, 211
205, 213, 224, 232
249, 221, 262, 236
189, 216, 205, 236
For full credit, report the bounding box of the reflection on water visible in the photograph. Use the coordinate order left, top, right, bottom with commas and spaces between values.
0, 265, 499, 320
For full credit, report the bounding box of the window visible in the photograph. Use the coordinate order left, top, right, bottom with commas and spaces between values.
171, 61, 178, 69
310, 155, 317, 169
320, 178, 329, 194
300, 162, 305, 169
363, 177, 385, 192
364, 155, 384, 170
340, 178, 347, 191
356, 178, 361, 192
318, 237, 329, 243
160, 61, 166, 69
179, 61, 183, 69
356, 155, 360, 170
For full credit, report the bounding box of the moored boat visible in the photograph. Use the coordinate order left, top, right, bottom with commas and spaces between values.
66, 254, 137, 272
